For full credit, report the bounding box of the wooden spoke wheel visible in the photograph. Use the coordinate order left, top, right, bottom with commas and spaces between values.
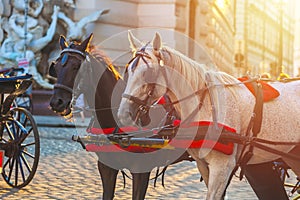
14, 93, 33, 113
1, 107, 39, 188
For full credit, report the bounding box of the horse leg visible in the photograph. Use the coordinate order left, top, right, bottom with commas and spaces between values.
131, 172, 150, 200
98, 160, 118, 200
188, 149, 209, 185
244, 162, 289, 200
205, 152, 236, 200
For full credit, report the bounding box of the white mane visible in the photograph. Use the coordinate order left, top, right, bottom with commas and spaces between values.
161, 45, 240, 91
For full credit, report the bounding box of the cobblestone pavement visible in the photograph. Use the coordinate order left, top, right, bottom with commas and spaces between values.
0, 126, 298, 199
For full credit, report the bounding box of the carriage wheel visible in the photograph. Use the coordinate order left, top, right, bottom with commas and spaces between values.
284, 181, 300, 199
1, 107, 40, 188
294, 195, 300, 200
14, 94, 33, 113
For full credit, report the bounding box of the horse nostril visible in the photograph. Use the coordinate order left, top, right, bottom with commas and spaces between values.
57, 98, 64, 105
50, 97, 65, 109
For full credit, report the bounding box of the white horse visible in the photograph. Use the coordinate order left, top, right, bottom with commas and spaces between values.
118, 31, 300, 199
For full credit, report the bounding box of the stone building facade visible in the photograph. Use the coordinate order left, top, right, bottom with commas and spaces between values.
74, 0, 237, 74
293, 1, 300, 77
74, 0, 296, 77
235, 0, 295, 77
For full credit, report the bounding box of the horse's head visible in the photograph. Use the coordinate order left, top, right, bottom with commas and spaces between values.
49, 33, 93, 117
118, 32, 169, 126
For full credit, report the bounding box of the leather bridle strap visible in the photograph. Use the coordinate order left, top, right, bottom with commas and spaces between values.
122, 83, 156, 110
122, 93, 148, 107
54, 83, 73, 94
125, 44, 151, 73
61, 48, 86, 58
122, 43, 156, 114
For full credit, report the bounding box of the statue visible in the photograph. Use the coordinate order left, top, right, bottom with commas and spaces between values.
1, 3, 59, 88
0, 0, 109, 89
12, 0, 43, 17
0, 0, 4, 43
58, 9, 109, 41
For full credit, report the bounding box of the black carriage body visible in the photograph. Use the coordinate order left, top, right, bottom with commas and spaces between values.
0, 74, 40, 188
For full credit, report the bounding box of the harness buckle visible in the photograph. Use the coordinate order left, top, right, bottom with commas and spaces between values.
139, 105, 149, 114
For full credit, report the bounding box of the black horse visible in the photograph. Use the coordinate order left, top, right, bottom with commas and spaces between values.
48, 34, 187, 200
48, 33, 152, 199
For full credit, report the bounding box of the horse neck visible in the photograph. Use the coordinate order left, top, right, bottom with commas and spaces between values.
162, 47, 207, 89
162, 48, 207, 120
85, 55, 122, 128
162, 48, 245, 128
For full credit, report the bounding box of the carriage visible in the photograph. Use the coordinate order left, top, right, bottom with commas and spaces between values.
0, 72, 39, 188
49, 32, 300, 199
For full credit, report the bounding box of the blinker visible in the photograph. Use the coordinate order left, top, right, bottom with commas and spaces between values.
62, 54, 68, 66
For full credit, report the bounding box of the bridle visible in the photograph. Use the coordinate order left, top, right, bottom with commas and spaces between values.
122, 43, 166, 123
52, 48, 87, 94
122, 43, 208, 125
121, 46, 214, 127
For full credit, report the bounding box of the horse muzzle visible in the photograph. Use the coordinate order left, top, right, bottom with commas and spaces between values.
49, 96, 72, 117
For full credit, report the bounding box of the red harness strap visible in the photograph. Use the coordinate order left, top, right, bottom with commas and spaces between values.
170, 120, 235, 155
85, 120, 235, 155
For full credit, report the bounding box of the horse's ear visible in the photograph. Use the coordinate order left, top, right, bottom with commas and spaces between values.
79, 33, 93, 52
59, 35, 68, 50
128, 30, 141, 52
152, 32, 162, 51
48, 62, 57, 78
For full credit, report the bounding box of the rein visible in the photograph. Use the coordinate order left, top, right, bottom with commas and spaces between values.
54, 83, 73, 94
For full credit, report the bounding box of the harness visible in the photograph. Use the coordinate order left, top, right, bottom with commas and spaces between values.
121, 43, 300, 178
